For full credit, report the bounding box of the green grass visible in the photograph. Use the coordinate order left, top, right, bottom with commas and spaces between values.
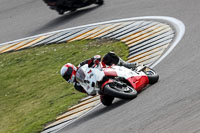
0, 39, 129, 133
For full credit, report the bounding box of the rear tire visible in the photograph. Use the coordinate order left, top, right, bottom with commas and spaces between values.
103, 83, 137, 100
95, 0, 104, 5
144, 67, 159, 84
70, 8, 77, 12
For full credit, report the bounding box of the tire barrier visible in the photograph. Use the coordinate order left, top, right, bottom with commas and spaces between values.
0, 16, 185, 133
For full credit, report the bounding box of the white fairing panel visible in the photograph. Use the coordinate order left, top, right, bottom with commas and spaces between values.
76, 64, 104, 95
112, 66, 146, 79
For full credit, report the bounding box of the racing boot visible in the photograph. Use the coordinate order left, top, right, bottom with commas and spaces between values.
117, 57, 138, 70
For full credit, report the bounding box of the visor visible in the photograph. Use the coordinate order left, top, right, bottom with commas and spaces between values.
63, 67, 73, 81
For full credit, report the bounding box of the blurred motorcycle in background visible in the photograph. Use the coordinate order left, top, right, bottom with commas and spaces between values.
43, 0, 104, 15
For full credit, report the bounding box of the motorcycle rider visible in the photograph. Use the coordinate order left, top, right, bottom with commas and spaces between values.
60, 52, 137, 105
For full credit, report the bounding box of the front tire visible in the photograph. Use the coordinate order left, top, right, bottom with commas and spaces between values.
57, 9, 64, 15
103, 83, 137, 99
100, 94, 114, 106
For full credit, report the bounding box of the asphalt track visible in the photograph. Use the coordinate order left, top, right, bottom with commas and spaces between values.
1, 0, 200, 133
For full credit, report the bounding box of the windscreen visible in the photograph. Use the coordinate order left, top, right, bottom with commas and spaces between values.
76, 68, 86, 83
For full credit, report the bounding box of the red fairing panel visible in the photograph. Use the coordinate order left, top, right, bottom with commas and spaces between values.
103, 68, 118, 77
127, 75, 149, 92
101, 79, 114, 90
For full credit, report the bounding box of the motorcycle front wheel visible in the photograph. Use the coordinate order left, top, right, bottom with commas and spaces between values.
100, 94, 114, 106
103, 83, 137, 99
57, 9, 65, 15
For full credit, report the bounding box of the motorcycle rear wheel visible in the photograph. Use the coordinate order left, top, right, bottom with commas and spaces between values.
95, 0, 104, 5
70, 8, 77, 12
144, 67, 159, 84
103, 83, 137, 99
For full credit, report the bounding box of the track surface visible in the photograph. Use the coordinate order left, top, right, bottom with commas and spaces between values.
1, 0, 200, 133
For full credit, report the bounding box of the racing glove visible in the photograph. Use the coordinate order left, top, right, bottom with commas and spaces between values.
88, 55, 101, 67
93, 55, 101, 65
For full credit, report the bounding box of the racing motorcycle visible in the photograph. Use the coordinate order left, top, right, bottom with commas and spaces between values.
76, 62, 159, 106
43, 0, 104, 15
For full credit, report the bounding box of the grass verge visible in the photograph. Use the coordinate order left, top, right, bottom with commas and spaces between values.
0, 39, 129, 133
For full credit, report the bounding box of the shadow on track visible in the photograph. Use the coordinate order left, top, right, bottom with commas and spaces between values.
61, 99, 132, 131
30, 5, 100, 35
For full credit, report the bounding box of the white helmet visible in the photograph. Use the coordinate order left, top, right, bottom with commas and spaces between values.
60, 63, 77, 83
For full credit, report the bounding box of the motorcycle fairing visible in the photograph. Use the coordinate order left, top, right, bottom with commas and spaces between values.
103, 66, 149, 92
76, 64, 104, 95
103, 68, 118, 77
127, 76, 149, 92
101, 79, 114, 90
